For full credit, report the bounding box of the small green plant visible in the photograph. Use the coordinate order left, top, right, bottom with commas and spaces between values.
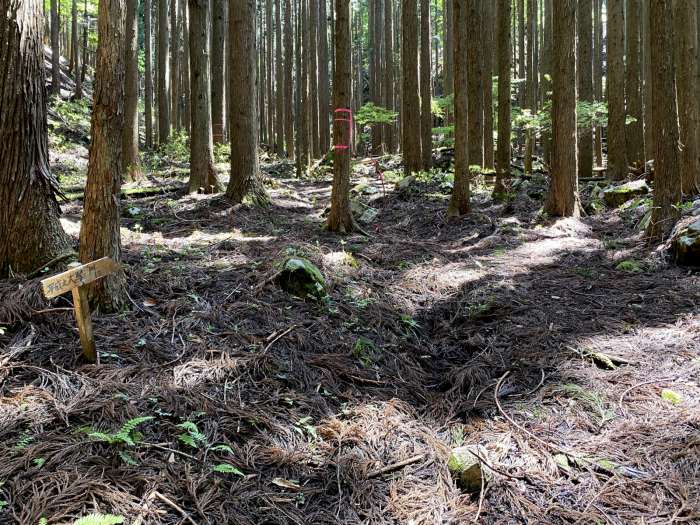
352, 337, 379, 367
355, 102, 398, 128
212, 463, 245, 476
558, 384, 614, 426
73, 514, 124, 525
177, 421, 207, 449
85, 416, 154, 446
159, 130, 190, 162
615, 260, 643, 273
294, 417, 317, 440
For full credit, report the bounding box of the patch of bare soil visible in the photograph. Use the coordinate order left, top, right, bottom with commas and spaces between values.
0, 168, 698, 524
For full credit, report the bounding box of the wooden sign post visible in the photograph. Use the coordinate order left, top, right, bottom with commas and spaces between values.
41, 257, 120, 362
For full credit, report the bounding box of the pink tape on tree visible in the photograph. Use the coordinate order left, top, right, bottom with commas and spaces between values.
334, 108, 353, 151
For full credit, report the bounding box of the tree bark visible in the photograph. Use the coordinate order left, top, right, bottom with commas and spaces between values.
524, 0, 536, 174
123, 0, 140, 179
593, 0, 603, 166
448, 0, 470, 216
0, 0, 70, 277
309, 0, 320, 158
382, 0, 395, 152
50, 0, 61, 95
79, 0, 128, 311
158, 0, 171, 144
641, 0, 652, 164
211, 0, 227, 144
327, 0, 355, 233
625, 0, 644, 166
145, 0, 154, 148
401, 0, 422, 173
420, 0, 432, 169
318, 0, 330, 153
647, 0, 681, 240
577, 0, 593, 178
298, 0, 311, 172
284, 0, 295, 158
275, 0, 285, 154
607, 0, 628, 180
466, 0, 483, 169
227, 0, 269, 204
170, 0, 180, 130
674, 0, 700, 195
545, 0, 579, 217
482, 0, 495, 170
72, 0, 82, 98
494, 0, 511, 195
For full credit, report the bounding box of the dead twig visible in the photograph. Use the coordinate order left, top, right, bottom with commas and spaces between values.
153, 491, 199, 525
367, 454, 425, 478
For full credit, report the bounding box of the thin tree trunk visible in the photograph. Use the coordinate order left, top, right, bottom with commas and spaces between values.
467, 0, 483, 169
545, 0, 579, 217
641, 0, 652, 164
327, 0, 355, 232
626, 0, 644, 166
517, 0, 524, 106
71, 0, 82, 97
158, 0, 171, 143
309, 0, 320, 158
0, 0, 69, 277
382, 0, 395, 152
647, 0, 681, 240
607, 0, 628, 180
594, 0, 603, 166
180, 0, 190, 133
79, 0, 128, 311
420, 0, 432, 168
275, 0, 285, 154
401, 0, 422, 173
188, 0, 221, 193
212, 0, 227, 144
494, 0, 511, 195
577, 0, 593, 178
123, 0, 140, 179
542, 0, 553, 164
482, 0, 494, 170
284, 0, 295, 158
145, 0, 154, 148
170, 0, 180, 130
444, 0, 453, 110
266, 0, 275, 148
318, 0, 330, 153
298, 0, 311, 171
227, 0, 269, 203
524, 0, 536, 174
50, 0, 61, 95
674, 0, 700, 195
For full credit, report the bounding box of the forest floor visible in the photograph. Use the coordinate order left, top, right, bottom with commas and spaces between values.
1, 111, 699, 524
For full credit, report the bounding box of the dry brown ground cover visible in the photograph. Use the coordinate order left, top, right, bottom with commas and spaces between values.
0, 160, 698, 524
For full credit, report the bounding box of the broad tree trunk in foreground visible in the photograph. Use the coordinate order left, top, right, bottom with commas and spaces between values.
188, 0, 222, 193
0, 0, 69, 277
401, 0, 422, 174
227, 0, 268, 204
675, 0, 700, 195
545, 0, 579, 217
607, 0, 628, 180
494, 0, 511, 196
123, 0, 141, 178
448, 0, 470, 217
646, 0, 681, 241
79, 0, 127, 311
327, 0, 355, 233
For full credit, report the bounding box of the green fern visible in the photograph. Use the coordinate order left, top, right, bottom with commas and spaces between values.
73, 514, 124, 525
177, 421, 207, 449
86, 416, 154, 446
212, 463, 244, 476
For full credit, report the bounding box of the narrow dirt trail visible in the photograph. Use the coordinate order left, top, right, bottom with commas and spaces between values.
0, 171, 698, 524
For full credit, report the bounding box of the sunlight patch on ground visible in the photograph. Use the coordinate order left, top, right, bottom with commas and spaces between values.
398, 261, 486, 293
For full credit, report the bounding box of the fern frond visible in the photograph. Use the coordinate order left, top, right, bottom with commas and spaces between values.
73, 513, 124, 525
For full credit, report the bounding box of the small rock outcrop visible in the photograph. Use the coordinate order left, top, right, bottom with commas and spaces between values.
602, 180, 650, 208
276, 257, 327, 300
447, 445, 492, 493
671, 218, 700, 266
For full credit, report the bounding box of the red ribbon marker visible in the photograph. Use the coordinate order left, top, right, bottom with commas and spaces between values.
334, 108, 353, 151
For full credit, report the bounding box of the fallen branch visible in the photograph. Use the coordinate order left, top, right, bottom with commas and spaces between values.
153, 491, 199, 525
367, 454, 425, 478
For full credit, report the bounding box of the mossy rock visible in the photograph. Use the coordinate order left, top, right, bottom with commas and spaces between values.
396, 175, 416, 193
276, 257, 327, 300
602, 180, 650, 208
671, 218, 700, 266
447, 445, 491, 493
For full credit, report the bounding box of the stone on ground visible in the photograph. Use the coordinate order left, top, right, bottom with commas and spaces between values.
276, 257, 327, 300
671, 218, 700, 266
602, 180, 650, 208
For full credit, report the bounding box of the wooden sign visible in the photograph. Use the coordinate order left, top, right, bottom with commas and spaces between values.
41, 257, 120, 362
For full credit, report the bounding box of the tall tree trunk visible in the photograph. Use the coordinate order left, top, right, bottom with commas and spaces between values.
517, 0, 525, 107
607, 0, 628, 180
284, 0, 295, 157
448, 0, 469, 216
541, 0, 553, 164
158, 0, 171, 143
327, 0, 355, 232
123, 0, 140, 179
494, 0, 511, 195
0, 0, 69, 277
170, 0, 180, 130
524, 0, 536, 174
50, 0, 61, 95
641, 0, 652, 164
647, 0, 681, 240
145, 0, 154, 148
382, 0, 395, 152
180, 0, 190, 132
188, 0, 221, 193
674, 0, 700, 195
275, 0, 285, 154
318, 0, 330, 153
309, 0, 320, 158
79, 0, 128, 311
227, 0, 269, 203
577, 0, 593, 178
467, 0, 483, 169
482, 0, 495, 170
626, 0, 644, 166
401, 0, 422, 173
545, 0, 579, 217
420, 0, 432, 168
266, 0, 275, 148
593, 0, 603, 166
71, 0, 82, 97
298, 0, 311, 172
212, 0, 227, 144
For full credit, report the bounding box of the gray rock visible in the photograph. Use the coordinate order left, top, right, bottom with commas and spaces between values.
603, 180, 650, 208
447, 445, 492, 493
671, 218, 700, 266
276, 257, 327, 300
